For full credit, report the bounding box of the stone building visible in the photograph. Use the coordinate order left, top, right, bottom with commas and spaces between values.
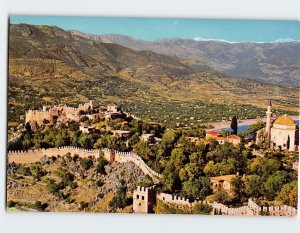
133, 186, 156, 213
79, 124, 95, 134
107, 103, 120, 113
210, 174, 237, 194
111, 130, 131, 138
140, 134, 156, 143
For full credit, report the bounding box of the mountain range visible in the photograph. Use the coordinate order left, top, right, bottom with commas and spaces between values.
8, 24, 299, 124
70, 30, 300, 87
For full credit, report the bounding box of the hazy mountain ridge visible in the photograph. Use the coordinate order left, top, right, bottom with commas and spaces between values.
8, 24, 299, 125
69, 31, 300, 87
10, 24, 208, 79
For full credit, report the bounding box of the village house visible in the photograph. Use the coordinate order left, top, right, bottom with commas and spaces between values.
205, 130, 221, 139
140, 134, 156, 143
226, 135, 241, 145
107, 103, 120, 113
105, 104, 123, 120
111, 130, 131, 138
215, 136, 226, 145
210, 174, 237, 194
79, 124, 95, 134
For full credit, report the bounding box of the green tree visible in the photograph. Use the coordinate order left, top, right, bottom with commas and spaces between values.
170, 148, 187, 172
287, 135, 290, 150
230, 116, 238, 135
211, 189, 232, 204
181, 177, 212, 200
192, 203, 213, 214
96, 156, 108, 175
80, 157, 94, 170
249, 157, 281, 180
133, 140, 152, 161
247, 120, 265, 136
179, 163, 200, 182
220, 129, 229, 137
78, 134, 94, 149
231, 176, 245, 201
263, 171, 289, 200
109, 186, 131, 209
161, 130, 181, 147
30, 164, 46, 181
161, 162, 181, 192
276, 181, 298, 207
244, 175, 263, 198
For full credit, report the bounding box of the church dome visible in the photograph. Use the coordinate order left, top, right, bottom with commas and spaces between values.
273, 114, 296, 126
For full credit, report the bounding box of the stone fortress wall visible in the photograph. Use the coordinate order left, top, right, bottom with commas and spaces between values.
7, 146, 160, 182
134, 186, 297, 216
7, 147, 297, 216
25, 101, 93, 126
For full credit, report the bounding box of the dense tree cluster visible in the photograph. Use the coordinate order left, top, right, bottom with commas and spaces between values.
8, 113, 298, 207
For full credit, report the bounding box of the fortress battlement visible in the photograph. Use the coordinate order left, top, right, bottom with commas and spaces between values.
25, 100, 94, 128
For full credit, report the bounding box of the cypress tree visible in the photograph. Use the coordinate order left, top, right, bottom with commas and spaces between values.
230, 116, 238, 135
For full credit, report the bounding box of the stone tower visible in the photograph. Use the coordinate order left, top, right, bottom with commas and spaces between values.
265, 98, 272, 138
133, 186, 156, 213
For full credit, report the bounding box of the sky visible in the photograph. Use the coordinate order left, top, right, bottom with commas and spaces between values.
10, 16, 300, 43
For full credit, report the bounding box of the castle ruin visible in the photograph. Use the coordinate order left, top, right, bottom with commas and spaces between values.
25, 100, 94, 128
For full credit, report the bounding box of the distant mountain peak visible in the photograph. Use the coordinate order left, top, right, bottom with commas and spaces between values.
68, 30, 300, 87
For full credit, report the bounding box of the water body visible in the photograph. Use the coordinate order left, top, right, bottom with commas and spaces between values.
224, 120, 299, 133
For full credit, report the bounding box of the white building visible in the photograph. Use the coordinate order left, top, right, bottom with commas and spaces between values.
256, 99, 298, 152
270, 115, 297, 151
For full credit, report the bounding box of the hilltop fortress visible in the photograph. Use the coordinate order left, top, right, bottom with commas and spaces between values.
25, 101, 124, 131
25, 100, 93, 126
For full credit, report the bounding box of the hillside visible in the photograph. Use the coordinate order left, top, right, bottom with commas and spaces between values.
70, 31, 300, 87
8, 24, 299, 127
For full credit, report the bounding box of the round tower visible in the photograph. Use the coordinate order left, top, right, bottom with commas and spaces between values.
265, 98, 272, 138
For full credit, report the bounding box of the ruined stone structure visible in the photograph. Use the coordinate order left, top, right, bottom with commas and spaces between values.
25, 100, 94, 128
210, 174, 237, 194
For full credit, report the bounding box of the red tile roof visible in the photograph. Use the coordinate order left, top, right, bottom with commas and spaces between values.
227, 135, 240, 139
206, 131, 220, 135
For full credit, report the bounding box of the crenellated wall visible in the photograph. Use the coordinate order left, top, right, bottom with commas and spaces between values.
7, 146, 102, 164
133, 186, 298, 216
157, 192, 190, 206
25, 101, 93, 126
262, 205, 297, 216
114, 151, 161, 183
7, 147, 160, 182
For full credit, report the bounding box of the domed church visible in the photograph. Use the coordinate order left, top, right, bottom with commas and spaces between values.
256, 99, 299, 152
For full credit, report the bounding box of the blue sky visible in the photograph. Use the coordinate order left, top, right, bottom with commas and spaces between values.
10, 16, 300, 42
